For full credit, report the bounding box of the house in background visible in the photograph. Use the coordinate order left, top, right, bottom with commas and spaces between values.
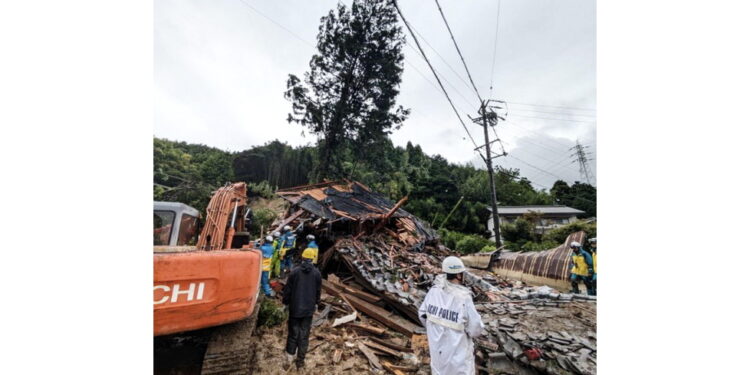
487, 205, 586, 238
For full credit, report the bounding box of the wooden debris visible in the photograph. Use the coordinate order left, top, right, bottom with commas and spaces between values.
343, 293, 420, 336
385, 363, 419, 372
383, 360, 408, 375
327, 279, 382, 304
357, 341, 382, 370
332, 311, 357, 327
347, 322, 386, 336
363, 340, 401, 358
332, 349, 342, 364
370, 337, 412, 353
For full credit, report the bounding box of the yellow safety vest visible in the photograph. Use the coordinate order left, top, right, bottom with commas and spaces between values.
593, 252, 597, 274
262, 257, 272, 272
571, 253, 590, 276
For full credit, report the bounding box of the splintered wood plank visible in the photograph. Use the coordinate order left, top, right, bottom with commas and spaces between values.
343, 293, 420, 336
347, 322, 386, 336
363, 340, 401, 358
358, 341, 382, 370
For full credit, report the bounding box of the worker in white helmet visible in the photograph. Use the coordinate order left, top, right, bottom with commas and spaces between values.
569, 241, 594, 295
303, 234, 319, 265
418, 256, 484, 375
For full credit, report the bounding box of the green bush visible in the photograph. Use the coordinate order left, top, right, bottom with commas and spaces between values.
438, 228, 465, 250
456, 234, 494, 255
247, 180, 275, 199
257, 298, 287, 328
542, 221, 597, 244
480, 245, 497, 253
499, 218, 534, 244
250, 207, 277, 236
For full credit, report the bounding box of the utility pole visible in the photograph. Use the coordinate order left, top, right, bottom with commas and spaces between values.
471, 100, 507, 248
570, 140, 593, 184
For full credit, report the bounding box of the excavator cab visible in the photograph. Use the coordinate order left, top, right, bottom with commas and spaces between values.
153, 201, 200, 246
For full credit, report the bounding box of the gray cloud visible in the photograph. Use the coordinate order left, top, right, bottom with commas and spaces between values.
155, 0, 596, 187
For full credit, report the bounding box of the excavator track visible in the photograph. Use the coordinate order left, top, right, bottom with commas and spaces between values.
201, 294, 264, 375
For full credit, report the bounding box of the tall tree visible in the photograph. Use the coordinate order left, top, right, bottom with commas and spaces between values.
284, 0, 409, 180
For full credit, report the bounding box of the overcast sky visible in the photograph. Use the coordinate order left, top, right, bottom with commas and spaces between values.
155, 0, 596, 190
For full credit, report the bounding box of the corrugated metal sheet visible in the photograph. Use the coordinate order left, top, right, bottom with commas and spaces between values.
489, 231, 587, 290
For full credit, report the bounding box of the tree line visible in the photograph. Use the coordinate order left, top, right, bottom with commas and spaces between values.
154, 136, 596, 240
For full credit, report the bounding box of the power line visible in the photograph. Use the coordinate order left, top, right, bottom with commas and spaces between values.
391, 0, 481, 150
237, 0, 314, 48
408, 29, 478, 104
510, 113, 596, 124
509, 107, 597, 118
507, 154, 566, 180
506, 101, 596, 112
433, 0, 483, 102
489, 0, 501, 97
404, 42, 477, 111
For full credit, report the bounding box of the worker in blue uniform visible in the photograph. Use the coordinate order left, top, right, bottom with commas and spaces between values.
280, 225, 296, 275
260, 235, 275, 297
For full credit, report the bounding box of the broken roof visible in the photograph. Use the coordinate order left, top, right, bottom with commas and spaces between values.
276, 180, 437, 243
488, 205, 586, 216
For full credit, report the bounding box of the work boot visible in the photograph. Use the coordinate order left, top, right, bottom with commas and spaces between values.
295, 358, 305, 370
284, 353, 295, 370
571, 284, 579, 294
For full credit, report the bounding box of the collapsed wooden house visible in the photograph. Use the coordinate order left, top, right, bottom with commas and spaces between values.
271, 180, 596, 375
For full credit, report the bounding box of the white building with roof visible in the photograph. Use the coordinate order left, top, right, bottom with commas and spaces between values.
487, 205, 586, 238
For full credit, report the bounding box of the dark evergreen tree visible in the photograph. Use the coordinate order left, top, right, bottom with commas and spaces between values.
284, 0, 409, 180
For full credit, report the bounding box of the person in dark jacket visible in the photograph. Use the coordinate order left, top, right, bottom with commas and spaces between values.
282, 248, 321, 369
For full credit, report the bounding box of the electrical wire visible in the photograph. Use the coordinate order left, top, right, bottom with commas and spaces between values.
433, 0, 483, 103
391, 0, 481, 151
489, 0, 501, 97
506, 101, 596, 112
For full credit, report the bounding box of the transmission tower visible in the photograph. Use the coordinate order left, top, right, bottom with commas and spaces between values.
570, 140, 593, 184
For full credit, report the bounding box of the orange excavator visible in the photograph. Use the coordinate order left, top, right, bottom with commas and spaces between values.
154, 182, 263, 373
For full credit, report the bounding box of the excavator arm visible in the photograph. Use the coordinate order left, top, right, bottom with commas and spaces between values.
196, 182, 249, 251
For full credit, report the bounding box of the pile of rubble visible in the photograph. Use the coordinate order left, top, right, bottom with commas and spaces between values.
270, 180, 596, 375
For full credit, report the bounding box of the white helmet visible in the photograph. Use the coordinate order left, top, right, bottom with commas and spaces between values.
273, 231, 281, 238
283, 225, 292, 231
442, 256, 466, 274
306, 234, 315, 241
265, 236, 273, 242
570, 241, 581, 248
589, 237, 597, 243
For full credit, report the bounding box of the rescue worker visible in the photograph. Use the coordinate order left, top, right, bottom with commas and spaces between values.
260, 236, 275, 297
282, 248, 321, 370
279, 225, 296, 275
270, 231, 282, 278
418, 256, 484, 375
589, 237, 597, 296
303, 234, 318, 265
569, 241, 594, 295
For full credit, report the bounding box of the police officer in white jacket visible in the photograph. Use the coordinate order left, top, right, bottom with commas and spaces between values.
418, 256, 484, 375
